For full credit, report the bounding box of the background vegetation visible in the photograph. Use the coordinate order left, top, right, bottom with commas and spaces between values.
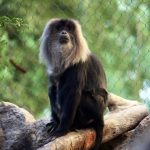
0, 0, 150, 117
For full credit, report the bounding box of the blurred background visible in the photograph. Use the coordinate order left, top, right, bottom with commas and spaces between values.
0, 0, 150, 118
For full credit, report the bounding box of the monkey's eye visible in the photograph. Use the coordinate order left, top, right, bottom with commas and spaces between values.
66, 24, 75, 32
55, 24, 63, 31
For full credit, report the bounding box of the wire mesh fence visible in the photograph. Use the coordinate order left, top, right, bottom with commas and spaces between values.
0, 0, 150, 117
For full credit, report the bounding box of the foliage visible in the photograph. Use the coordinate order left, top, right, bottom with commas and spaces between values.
0, 0, 150, 117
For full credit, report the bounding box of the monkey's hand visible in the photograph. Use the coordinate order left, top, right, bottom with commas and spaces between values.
46, 119, 58, 134
49, 128, 68, 141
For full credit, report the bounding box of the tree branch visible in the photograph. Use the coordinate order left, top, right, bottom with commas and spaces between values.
0, 93, 148, 150
9, 59, 27, 74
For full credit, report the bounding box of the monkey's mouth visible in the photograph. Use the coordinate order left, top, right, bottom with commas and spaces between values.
59, 35, 69, 44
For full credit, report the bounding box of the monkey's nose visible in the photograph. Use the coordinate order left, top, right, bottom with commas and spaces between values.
61, 30, 67, 35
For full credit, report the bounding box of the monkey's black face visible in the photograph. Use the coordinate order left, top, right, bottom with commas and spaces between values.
50, 19, 76, 46
59, 30, 69, 44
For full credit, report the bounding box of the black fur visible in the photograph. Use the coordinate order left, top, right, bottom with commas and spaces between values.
47, 54, 107, 150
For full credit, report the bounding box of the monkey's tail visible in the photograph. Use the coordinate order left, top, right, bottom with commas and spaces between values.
91, 119, 104, 150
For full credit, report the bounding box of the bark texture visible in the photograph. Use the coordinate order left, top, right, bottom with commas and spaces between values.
0, 93, 149, 150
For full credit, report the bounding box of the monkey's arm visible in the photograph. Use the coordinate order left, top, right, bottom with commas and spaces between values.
53, 84, 81, 136
48, 85, 59, 122
47, 85, 59, 133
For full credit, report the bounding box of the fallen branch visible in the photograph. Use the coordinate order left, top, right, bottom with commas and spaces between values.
9, 59, 27, 74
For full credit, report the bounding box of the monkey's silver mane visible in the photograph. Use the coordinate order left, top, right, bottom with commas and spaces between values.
39, 18, 91, 75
